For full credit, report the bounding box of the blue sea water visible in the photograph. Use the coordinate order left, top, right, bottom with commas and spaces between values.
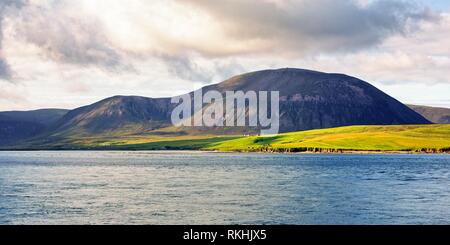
0, 151, 449, 224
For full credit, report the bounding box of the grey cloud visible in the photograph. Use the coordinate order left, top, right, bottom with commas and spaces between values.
10, 1, 132, 73
0, 0, 27, 80
160, 54, 246, 84
213, 61, 245, 81
0, 57, 11, 79
182, 0, 439, 55
160, 54, 213, 83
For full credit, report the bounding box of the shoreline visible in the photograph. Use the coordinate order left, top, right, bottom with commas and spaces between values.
0, 148, 448, 155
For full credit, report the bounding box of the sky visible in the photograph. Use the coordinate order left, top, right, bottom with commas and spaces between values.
0, 0, 449, 111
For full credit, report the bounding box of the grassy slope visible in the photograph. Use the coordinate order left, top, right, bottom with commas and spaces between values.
107, 136, 240, 150
14, 124, 449, 153
62, 135, 239, 150
205, 124, 450, 153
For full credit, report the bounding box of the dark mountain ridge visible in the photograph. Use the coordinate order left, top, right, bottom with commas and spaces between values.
0, 109, 68, 145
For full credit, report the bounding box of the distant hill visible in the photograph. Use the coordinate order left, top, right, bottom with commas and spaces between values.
408, 105, 450, 124
0, 109, 68, 145
0, 68, 432, 148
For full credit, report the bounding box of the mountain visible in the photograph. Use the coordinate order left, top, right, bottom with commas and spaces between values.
0, 109, 68, 145
200, 68, 430, 132
408, 105, 450, 124
49, 96, 173, 137
0, 68, 432, 147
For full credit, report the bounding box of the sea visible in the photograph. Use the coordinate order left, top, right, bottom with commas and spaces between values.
0, 151, 449, 224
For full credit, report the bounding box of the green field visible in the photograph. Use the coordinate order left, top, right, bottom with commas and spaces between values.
205, 124, 450, 153
70, 124, 450, 153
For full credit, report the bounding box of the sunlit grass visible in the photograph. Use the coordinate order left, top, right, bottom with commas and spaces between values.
65, 124, 450, 153
205, 124, 450, 153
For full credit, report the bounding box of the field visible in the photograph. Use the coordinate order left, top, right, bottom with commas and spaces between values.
205, 124, 450, 153
65, 124, 450, 153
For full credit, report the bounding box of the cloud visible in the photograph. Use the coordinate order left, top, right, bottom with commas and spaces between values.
0, 0, 449, 110
0, 0, 28, 80
0, 55, 11, 79
11, 1, 131, 72
0, 80, 27, 106
159, 54, 213, 84
293, 13, 450, 86
182, 0, 438, 56
158, 53, 245, 84
0, 0, 439, 83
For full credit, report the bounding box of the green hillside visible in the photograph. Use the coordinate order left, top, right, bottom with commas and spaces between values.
205, 124, 450, 153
